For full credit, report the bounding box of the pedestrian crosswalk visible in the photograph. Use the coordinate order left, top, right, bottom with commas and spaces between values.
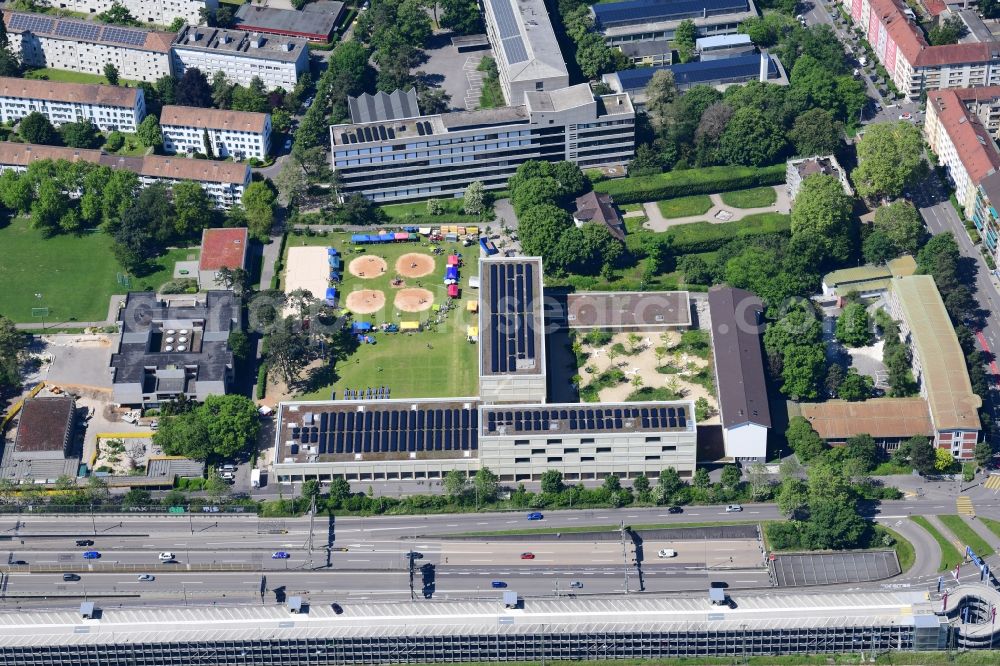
957, 496, 976, 517
985, 474, 1000, 490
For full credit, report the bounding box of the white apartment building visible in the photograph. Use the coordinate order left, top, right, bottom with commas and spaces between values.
330, 84, 635, 203
0, 76, 146, 132
481, 0, 569, 105
0, 143, 250, 208
171, 25, 309, 90
44, 0, 218, 27
160, 104, 271, 160
4, 12, 174, 82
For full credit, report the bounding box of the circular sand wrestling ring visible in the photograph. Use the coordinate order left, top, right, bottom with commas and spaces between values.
394, 288, 435, 312
349, 255, 388, 279
345, 289, 386, 314
396, 253, 435, 278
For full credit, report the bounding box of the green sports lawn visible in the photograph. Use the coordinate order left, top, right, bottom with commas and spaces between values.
656, 194, 713, 219
720, 186, 778, 209
0, 218, 120, 323
0, 216, 199, 323
284, 231, 479, 399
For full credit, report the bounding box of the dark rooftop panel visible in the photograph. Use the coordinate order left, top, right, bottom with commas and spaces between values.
707, 287, 771, 429
593, 0, 749, 27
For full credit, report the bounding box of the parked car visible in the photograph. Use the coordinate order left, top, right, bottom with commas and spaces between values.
491, 581, 507, 588
137, 574, 155, 582
272, 551, 291, 559
898, 112, 913, 120
520, 552, 535, 560
283, 138, 292, 151
725, 504, 743, 513
75, 540, 94, 547
83, 551, 101, 559
526, 512, 543, 520
331, 603, 343, 614
62, 573, 80, 581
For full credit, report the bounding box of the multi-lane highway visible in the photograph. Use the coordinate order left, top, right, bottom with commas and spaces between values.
0, 497, 985, 608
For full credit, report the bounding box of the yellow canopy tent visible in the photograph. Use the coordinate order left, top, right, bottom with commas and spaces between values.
400, 321, 421, 331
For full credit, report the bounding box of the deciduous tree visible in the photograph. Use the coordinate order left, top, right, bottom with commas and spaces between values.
103, 63, 119, 86
852, 121, 926, 201
18, 112, 58, 145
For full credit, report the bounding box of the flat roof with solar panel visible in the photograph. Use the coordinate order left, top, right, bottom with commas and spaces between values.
592, 0, 750, 28
276, 399, 481, 464
482, 0, 567, 85
480, 257, 545, 377
482, 403, 692, 436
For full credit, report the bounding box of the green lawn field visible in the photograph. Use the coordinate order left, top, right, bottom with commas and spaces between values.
656, 194, 713, 219
284, 231, 480, 399
0, 218, 120, 323
26, 68, 139, 86
0, 216, 202, 323
720, 186, 778, 209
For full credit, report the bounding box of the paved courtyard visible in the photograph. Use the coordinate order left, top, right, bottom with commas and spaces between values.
641, 186, 791, 232
418, 36, 492, 111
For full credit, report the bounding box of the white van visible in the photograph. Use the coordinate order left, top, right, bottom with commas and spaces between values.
657, 549, 677, 558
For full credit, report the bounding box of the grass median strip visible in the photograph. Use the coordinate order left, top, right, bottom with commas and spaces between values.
937, 515, 994, 558
981, 517, 1000, 542
911, 516, 963, 571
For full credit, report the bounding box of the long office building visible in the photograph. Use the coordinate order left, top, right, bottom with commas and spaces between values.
592, 0, 760, 45
329, 84, 635, 203
0, 142, 250, 207
4, 12, 174, 82
0, 76, 146, 132
160, 104, 271, 160
0, 586, 975, 664
603, 51, 783, 102
45, 0, 218, 27
482, 0, 569, 104
171, 24, 309, 90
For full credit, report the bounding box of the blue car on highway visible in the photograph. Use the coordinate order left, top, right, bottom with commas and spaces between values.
527, 512, 543, 520
272, 551, 290, 560
491, 581, 507, 588
82, 551, 100, 559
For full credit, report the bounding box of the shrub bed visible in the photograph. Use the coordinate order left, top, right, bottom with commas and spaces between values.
595, 164, 786, 204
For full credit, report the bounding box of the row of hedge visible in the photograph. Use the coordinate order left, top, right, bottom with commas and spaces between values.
664, 212, 792, 254
594, 164, 787, 204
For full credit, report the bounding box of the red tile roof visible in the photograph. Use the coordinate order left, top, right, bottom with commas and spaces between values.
929, 89, 1000, 186
868, 0, 995, 67
199, 227, 249, 272
922, 0, 947, 17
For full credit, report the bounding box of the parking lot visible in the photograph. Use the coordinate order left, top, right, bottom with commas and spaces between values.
417, 35, 492, 111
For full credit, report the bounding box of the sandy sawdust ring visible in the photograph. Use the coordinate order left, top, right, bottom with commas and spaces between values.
345, 289, 386, 314
395, 253, 435, 278
394, 288, 435, 312
348, 255, 388, 279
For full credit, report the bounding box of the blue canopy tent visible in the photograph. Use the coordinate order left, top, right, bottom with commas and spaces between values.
324, 287, 337, 305
379, 233, 394, 243
445, 266, 459, 280
328, 255, 341, 268
352, 321, 373, 333
327, 247, 339, 256
351, 234, 368, 243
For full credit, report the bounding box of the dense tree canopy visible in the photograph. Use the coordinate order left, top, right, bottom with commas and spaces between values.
852, 122, 926, 201
175, 68, 213, 108
717, 107, 787, 166
788, 108, 843, 157
18, 112, 58, 145
155, 395, 260, 460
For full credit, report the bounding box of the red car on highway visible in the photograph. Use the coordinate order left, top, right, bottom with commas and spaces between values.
520, 552, 535, 560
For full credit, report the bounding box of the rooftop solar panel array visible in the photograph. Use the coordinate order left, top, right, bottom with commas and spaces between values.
488, 0, 529, 65
8, 14, 55, 34
286, 406, 479, 456
486, 261, 538, 374
482, 405, 689, 435
592, 0, 749, 28
614, 53, 768, 91
8, 13, 150, 47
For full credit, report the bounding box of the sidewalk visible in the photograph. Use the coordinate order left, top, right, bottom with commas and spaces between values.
641, 187, 791, 232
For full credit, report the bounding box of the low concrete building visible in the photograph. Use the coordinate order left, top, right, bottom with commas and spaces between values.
786, 155, 852, 201
50, 0, 217, 27
172, 25, 310, 90
109, 291, 239, 407
198, 227, 248, 289
11, 397, 75, 461
820, 255, 917, 299
708, 286, 771, 461
482, 0, 569, 105
234, 3, 343, 42
886, 275, 981, 458
564, 292, 691, 330
798, 398, 934, 451
592, 0, 759, 45
697, 34, 755, 60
